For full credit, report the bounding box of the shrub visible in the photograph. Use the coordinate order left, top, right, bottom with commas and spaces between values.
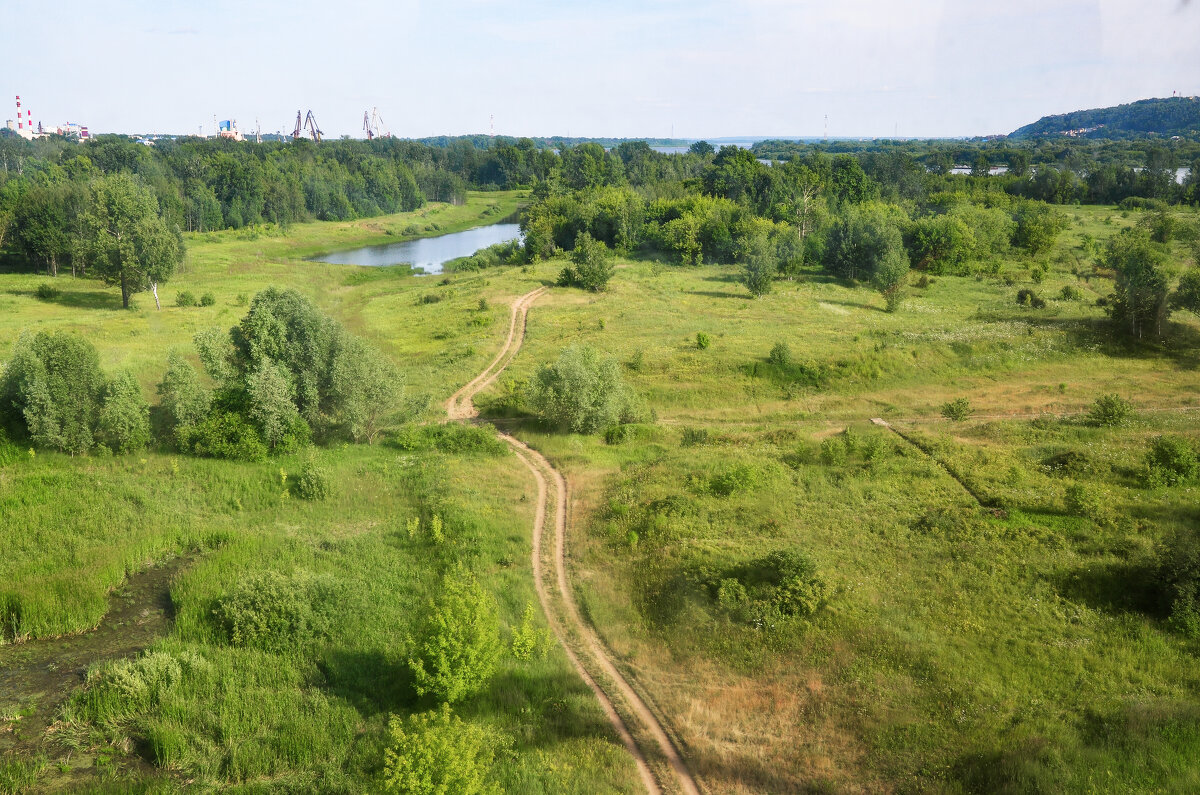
1160, 530, 1200, 638
0, 330, 105, 454
212, 570, 333, 652
180, 410, 267, 461
176, 291, 197, 308
1145, 436, 1199, 487
768, 341, 791, 369
708, 463, 760, 496
35, 282, 59, 301
388, 424, 506, 456
567, 231, 614, 292
527, 346, 642, 434
97, 371, 151, 454
199, 292, 216, 307
1060, 284, 1083, 301
419, 293, 442, 305
695, 332, 711, 350
722, 551, 829, 619
383, 705, 495, 795
680, 427, 709, 447
604, 424, 632, 445
246, 362, 305, 451
408, 570, 502, 704
1087, 394, 1134, 427
941, 397, 972, 422
1064, 483, 1110, 523
294, 458, 332, 500
330, 335, 403, 443
1016, 289, 1045, 308
820, 436, 848, 465
157, 351, 211, 445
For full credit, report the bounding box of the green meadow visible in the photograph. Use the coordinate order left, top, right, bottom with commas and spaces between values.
2, 198, 1199, 792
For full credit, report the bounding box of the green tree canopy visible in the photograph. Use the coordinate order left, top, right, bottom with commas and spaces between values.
82, 173, 184, 308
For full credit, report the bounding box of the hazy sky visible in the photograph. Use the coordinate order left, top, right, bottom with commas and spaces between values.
2, 0, 1198, 139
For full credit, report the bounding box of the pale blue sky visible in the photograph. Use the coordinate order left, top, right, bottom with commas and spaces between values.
2, 0, 1198, 139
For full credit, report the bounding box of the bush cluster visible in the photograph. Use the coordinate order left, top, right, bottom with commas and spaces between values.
703, 551, 830, 627
527, 346, 644, 434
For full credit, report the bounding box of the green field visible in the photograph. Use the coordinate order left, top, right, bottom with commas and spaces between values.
2, 199, 1200, 792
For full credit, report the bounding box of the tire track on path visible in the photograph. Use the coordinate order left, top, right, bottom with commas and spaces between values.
448, 286, 701, 795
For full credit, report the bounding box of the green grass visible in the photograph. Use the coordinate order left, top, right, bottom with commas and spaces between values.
3, 201, 1200, 791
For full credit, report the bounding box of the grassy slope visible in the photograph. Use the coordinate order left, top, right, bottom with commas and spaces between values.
474, 204, 1200, 792
0, 194, 641, 792
3, 201, 1200, 791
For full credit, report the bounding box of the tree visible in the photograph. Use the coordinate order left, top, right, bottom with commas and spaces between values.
1172, 269, 1200, 316
688, 140, 715, 157
824, 204, 909, 285
97, 371, 151, 453
527, 346, 640, 434
1106, 229, 1169, 339
157, 351, 211, 445
970, 153, 990, 178
742, 233, 775, 297
383, 705, 495, 795
9, 183, 82, 277
82, 173, 184, 309
872, 241, 911, 312
245, 361, 306, 451
1011, 202, 1065, 257
408, 571, 502, 704
330, 335, 402, 443
0, 331, 105, 454
562, 231, 614, 292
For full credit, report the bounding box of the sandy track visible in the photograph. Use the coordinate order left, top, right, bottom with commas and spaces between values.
447, 287, 701, 795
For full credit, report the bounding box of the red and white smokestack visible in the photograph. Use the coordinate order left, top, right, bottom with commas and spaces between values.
16, 96, 22, 130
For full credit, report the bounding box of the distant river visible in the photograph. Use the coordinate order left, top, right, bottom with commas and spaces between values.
309, 223, 521, 274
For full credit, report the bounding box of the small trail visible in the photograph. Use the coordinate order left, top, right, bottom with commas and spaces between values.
445, 286, 546, 421
450, 287, 701, 795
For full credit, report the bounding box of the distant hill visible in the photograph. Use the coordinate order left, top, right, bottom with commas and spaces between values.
1010, 96, 1200, 140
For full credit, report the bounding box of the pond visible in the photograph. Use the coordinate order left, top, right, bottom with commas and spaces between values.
309, 223, 522, 274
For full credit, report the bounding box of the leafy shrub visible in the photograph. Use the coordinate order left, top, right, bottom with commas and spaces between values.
714, 551, 830, 621
768, 341, 791, 369
1064, 483, 1110, 523
294, 458, 332, 500
527, 346, 642, 434
0, 330, 106, 454
330, 335, 403, 443
1087, 394, 1134, 427
97, 371, 151, 454
509, 603, 551, 662
383, 705, 495, 795
604, 424, 632, 445
180, 410, 267, 461
1160, 530, 1200, 638
419, 293, 443, 305
246, 362, 307, 452
680, 427, 709, 447
1016, 289, 1045, 309
199, 292, 216, 307
708, 463, 760, 496
157, 351, 211, 445
212, 570, 334, 652
820, 436, 847, 465
941, 397, 972, 421
176, 291, 197, 307
388, 424, 506, 456
1060, 284, 1083, 301
695, 332, 711, 350
566, 231, 614, 292
1041, 449, 1097, 478
408, 570, 502, 704
35, 282, 59, 301
80, 650, 213, 727
1145, 436, 1199, 487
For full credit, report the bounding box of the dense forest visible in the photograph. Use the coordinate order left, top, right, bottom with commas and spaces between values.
1010, 95, 1200, 139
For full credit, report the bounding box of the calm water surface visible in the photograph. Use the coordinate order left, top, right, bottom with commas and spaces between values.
310, 223, 521, 274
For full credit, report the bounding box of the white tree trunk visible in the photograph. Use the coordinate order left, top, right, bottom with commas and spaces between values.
151, 282, 161, 311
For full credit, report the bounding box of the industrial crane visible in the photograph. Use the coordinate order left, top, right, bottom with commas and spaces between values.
292, 110, 321, 142
363, 107, 391, 140
304, 110, 321, 142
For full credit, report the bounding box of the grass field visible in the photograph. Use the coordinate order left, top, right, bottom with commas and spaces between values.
2, 200, 1200, 791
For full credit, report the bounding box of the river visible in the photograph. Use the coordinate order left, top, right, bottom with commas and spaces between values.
309, 222, 522, 274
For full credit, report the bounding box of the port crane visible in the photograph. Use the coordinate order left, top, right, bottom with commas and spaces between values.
292, 110, 322, 142
363, 107, 390, 140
